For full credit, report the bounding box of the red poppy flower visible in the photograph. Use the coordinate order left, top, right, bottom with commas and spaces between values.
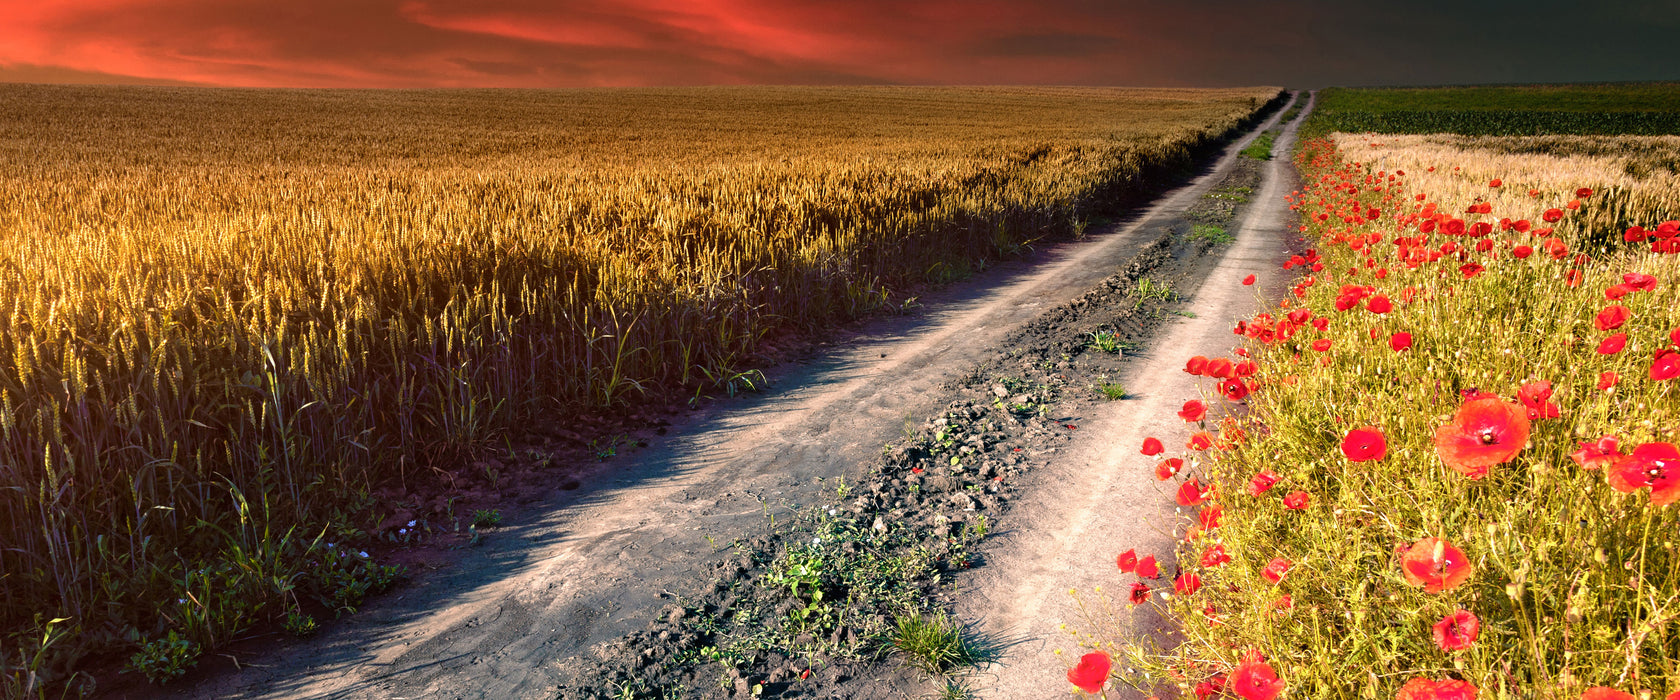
1243, 274, 1257, 285
1206, 357, 1235, 379
1261, 557, 1292, 584
1571, 436, 1622, 470
1401, 537, 1472, 593
1174, 570, 1201, 595
1311, 339, 1333, 352
1397, 678, 1480, 700
1188, 432, 1215, 451
1434, 396, 1530, 479
1200, 544, 1230, 568
1066, 652, 1110, 694
1576, 187, 1593, 198
1248, 470, 1281, 496
1595, 305, 1632, 331
1543, 208, 1564, 223
1184, 356, 1209, 376
1652, 349, 1680, 381
1624, 272, 1658, 291
1229, 658, 1284, 700
1516, 380, 1560, 420
1432, 609, 1480, 650
1177, 478, 1208, 506
1128, 582, 1151, 606
1390, 332, 1413, 351
1142, 437, 1164, 456
1459, 263, 1484, 279
1283, 491, 1310, 510
1367, 295, 1393, 314
1672, 327, 1680, 346
1607, 442, 1680, 505
1487, 179, 1501, 187
1580, 689, 1636, 700
1598, 371, 1619, 390
1512, 245, 1533, 258
1341, 426, 1388, 462
1136, 554, 1160, 579
1117, 548, 1138, 572
1566, 269, 1583, 287
1178, 400, 1207, 422
1220, 378, 1251, 402
1199, 504, 1223, 530
1597, 333, 1627, 355
1155, 457, 1184, 481
1233, 360, 1258, 377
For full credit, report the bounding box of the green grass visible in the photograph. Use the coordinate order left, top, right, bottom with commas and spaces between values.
1189, 223, 1234, 246
891, 612, 983, 676
1240, 131, 1275, 159
1098, 383, 1127, 401
1206, 185, 1252, 203
1307, 82, 1680, 137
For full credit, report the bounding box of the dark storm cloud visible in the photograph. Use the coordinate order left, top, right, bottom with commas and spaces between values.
0, 0, 1674, 88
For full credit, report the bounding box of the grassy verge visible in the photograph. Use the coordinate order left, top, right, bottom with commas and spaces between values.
1068, 119, 1680, 696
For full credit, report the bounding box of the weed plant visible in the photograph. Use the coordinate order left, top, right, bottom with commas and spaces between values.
892, 612, 981, 675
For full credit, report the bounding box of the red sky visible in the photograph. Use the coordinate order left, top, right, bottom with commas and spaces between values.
1, 0, 1675, 88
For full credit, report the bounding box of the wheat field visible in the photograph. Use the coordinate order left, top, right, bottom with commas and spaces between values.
0, 84, 1278, 687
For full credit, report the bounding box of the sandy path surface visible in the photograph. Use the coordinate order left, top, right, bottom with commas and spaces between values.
953, 92, 1312, 699
169, 95, 1301, 700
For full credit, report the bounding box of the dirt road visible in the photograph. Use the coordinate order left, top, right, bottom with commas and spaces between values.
170, 94, 1304, 700
954, 92, 1311, 699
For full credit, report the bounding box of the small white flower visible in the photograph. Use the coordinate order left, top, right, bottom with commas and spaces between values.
407, 520, 417, 528
812, 537, 821, 546
398, 528, 408, 535
359, 551, 369, 558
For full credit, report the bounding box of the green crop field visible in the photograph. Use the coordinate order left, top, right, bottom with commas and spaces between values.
1307, 83, 1680, 137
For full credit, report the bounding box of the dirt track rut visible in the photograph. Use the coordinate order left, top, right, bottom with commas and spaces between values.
171, 94, 1305, 700
955, 91, 1312, 699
